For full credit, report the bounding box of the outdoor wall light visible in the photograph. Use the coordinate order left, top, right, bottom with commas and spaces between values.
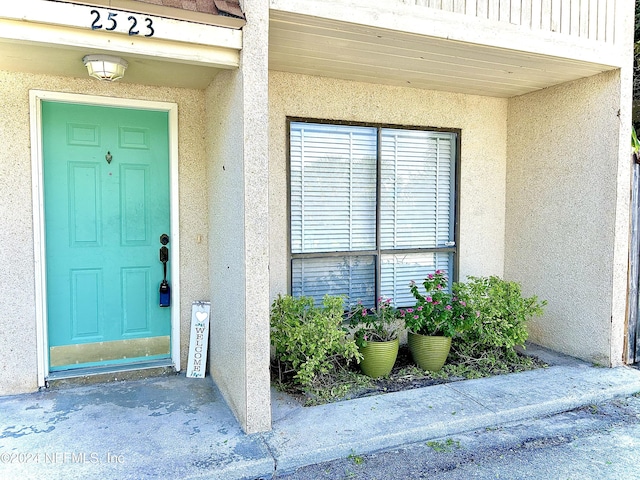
82, 54, 128, 81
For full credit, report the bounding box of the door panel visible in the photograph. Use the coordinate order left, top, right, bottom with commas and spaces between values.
122, 267, 151, 334
42, 101, 171, 371
121, 165, 150, 244
70, 268, 102, 340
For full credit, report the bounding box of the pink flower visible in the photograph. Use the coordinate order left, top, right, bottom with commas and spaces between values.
417, 306, 423, 311
433, 301, 440, 305
427, 274, 434, 280
407, 308, 414, 313
362, 309, 368, 316
445, 305, 452, 310
426, 296, 432, 302
400, 310, 406, 317
413, 315, 419, 319
475, 311, 481, 317
435, 269, 443, 274
436, 285, 443, 290
460, 301, 466, 307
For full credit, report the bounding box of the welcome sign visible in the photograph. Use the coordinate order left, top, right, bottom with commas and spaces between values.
186, 301, 210, 378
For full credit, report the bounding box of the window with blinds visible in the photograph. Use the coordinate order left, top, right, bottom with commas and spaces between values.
290, 120, 458, 308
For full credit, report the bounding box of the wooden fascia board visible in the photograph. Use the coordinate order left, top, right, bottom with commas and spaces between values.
52, 0, 245, 28
0, 1, 242, 51
0, 18, 240, 68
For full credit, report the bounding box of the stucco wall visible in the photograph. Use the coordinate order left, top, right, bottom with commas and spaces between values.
0, 70, 209, 395
268, 71, 509, 300
206, 0, 271, 434
505, 70, 629, 365
205, 71, 249, 426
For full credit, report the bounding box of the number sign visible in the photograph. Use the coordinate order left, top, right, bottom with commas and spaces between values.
90, 9, 154, 37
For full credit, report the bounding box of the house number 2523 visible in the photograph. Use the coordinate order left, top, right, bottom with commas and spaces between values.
90, 10, 155, 37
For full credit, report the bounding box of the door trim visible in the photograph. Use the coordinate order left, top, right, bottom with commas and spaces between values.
30, 90, 181, 385
629, 160, 640, 364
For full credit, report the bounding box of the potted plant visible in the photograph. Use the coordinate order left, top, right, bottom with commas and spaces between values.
347, 296, 400, 378
402, 270, 473, 371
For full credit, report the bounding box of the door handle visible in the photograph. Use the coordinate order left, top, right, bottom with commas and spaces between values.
159, 234, 170, 308
159, 246, 169, 263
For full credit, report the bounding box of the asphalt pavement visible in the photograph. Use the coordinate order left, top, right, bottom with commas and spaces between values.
277, 392, 640, 479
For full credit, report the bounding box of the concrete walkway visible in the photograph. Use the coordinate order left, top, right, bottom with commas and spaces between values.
2, 346, 640, 480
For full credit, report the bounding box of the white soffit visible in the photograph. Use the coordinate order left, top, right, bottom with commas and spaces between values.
0, 1, 242, 88
269, 9, 618, 98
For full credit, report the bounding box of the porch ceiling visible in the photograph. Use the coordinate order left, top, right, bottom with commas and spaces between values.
269, 11, 616, 98
0, 39, 222, 89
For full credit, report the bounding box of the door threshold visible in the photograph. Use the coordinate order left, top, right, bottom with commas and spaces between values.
45, 360, 176, 386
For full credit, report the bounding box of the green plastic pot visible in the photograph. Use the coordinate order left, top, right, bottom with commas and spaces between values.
408, 332, 452, 372
358, 338, 399, 378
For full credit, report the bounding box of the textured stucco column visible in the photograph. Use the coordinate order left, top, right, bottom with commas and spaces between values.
0, 71, 39, 394
206, 0, 271, 433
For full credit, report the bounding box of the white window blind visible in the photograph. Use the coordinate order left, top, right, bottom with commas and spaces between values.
290, 121, 457, 307
380, 129, 455, 250
291, 256, 375, 305
380, 252, 453, 307
290, 123, 377, 254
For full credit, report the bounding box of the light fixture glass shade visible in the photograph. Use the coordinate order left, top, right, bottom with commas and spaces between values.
82, 55, 128, 81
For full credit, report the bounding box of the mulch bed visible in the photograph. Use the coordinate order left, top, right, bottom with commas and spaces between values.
272, 345, 547, 405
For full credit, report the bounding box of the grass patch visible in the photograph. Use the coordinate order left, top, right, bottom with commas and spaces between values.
347, 452, 365, 465
426, 438, 461, 453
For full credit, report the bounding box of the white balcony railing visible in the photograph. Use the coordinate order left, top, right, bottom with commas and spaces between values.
401, 0, 618, 44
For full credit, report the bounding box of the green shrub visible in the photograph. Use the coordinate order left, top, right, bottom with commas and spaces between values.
453, 276, 546, 365
270, 294, 361, 389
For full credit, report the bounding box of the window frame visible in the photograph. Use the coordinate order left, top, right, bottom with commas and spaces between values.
286, 117, 462, 305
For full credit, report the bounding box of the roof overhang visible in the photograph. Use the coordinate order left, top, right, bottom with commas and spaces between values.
269, 1, 623, 98
0, 1, 243, 89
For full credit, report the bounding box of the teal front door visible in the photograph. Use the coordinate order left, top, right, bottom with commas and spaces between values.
42, 101, 171, 371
